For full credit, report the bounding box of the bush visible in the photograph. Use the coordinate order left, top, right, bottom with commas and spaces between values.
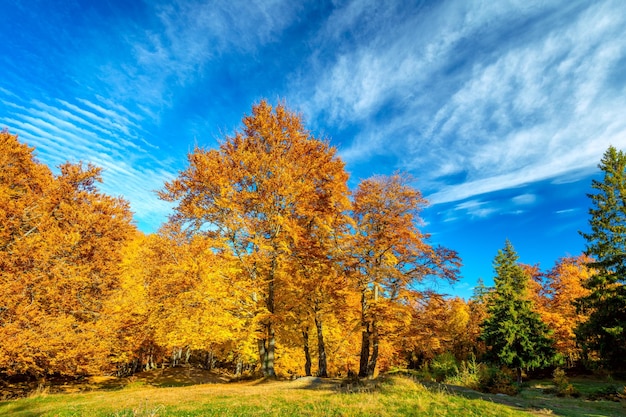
588, 384, 626, 401
444, 355, 481, 390
551, 368, 579, 397
429, 352, 459, 382
478, 366, 519, 395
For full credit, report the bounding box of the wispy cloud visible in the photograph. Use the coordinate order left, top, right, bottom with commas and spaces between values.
296, 0, 626, 205
0, 90, 176, 230
95, 0, 304, 108
451, 199, 498, 219
512, 194, 537, 205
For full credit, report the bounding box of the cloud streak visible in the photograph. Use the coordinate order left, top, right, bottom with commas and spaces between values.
0, 90, 176, 230
295, 0, 626, 205
2, 0, 625, 235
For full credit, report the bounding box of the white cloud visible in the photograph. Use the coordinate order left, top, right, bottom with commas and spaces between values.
98, 0, 304, 108
512, 194, 537, 205
296, 0, 626, 205
452, 199, 498, 219
0, 91, 177, 231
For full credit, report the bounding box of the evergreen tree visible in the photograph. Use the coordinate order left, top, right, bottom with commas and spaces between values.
577, 146, 626, 369
481, 240, 556, 383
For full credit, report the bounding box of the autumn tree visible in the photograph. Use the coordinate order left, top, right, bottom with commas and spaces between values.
466, 278, 489, 358
103, 231, 160, 374
578, 146, 626, 369
538, 256, 592, 367
0, 130, 135, 377
160, 101, 351, 377
404, 294, 473, 366
481, 240, 556, 384
350, 174, 461, 378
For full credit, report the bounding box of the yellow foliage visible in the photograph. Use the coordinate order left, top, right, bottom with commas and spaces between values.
0, 131, 135, 376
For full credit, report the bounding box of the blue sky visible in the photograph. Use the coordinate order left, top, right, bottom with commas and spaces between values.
2, 0, 625, 298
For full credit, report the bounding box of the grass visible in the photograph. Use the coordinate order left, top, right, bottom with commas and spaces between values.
517, 377, 626, 417
0, 373, 534, 417
1, 370, 625, 416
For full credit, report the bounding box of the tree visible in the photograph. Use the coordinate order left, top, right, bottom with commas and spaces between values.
404, 294, 475, 366
160, 101, 350, 377
532, 256, 592, 367
578, 146, 626, 369
0, 131, 135, 377
480, 240, 556, 384
467, 278, 489, 358
350, 174, 460, 378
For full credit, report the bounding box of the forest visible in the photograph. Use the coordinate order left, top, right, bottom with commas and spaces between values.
1, 101, 626, 392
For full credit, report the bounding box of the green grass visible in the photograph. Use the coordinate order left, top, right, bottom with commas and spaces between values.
1, 372, 625, 416
0, 376, 534, 417
516, 377, 626, 417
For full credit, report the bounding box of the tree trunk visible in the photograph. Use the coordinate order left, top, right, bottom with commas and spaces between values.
258, 324, 276, 378
258, 338, 267, 375
358, 325, 371, 378
367, 321, 379, 378
184, 346, 190, 365
315, 314, 328, 377
517, 367, 523, 385
303, 328, 312, 376
258, 256, 277, 377
266, 324, 275, 377
358, 290, 370, 378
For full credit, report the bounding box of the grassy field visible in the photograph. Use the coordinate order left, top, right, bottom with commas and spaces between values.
0, 370, 624, 416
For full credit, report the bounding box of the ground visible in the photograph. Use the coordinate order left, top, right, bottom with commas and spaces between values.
0, 368, 625, 416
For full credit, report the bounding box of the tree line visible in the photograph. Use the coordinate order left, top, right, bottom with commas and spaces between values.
1, 101, 625, 381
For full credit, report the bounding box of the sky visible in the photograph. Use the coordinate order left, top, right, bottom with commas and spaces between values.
2, 0, 626, 299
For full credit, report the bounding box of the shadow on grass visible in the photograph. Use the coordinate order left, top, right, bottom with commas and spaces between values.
130, 367, 231, 388
419, 378, 626, 417
0, 367, 234, 400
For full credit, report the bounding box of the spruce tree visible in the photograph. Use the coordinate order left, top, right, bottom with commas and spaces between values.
481, 240, 556, 383
578, 146, 626, 369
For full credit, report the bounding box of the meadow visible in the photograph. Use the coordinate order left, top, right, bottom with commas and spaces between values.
1, 369, 625, 417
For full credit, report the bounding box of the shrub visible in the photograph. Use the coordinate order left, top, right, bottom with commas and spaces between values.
429, 352, 459, 382
445, 355, 481, 390
551, 368, 579, 397
478, 366, 519, 395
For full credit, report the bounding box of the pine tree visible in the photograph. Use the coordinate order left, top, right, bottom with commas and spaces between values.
481, 240, 556, 384
577, 146, 626, 369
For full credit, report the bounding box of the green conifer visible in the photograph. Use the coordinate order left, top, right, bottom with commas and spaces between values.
481, 240, 556, 383
577, 146, 626, 370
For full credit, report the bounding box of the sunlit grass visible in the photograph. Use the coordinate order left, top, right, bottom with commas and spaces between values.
3, 373, 626, 417
0, 376, 535, 417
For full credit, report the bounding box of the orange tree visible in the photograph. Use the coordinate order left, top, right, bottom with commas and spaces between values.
349, 174, 461, 378
0, 131, 135, 377
541, 256, 593, 366
160, 101, 351, 377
